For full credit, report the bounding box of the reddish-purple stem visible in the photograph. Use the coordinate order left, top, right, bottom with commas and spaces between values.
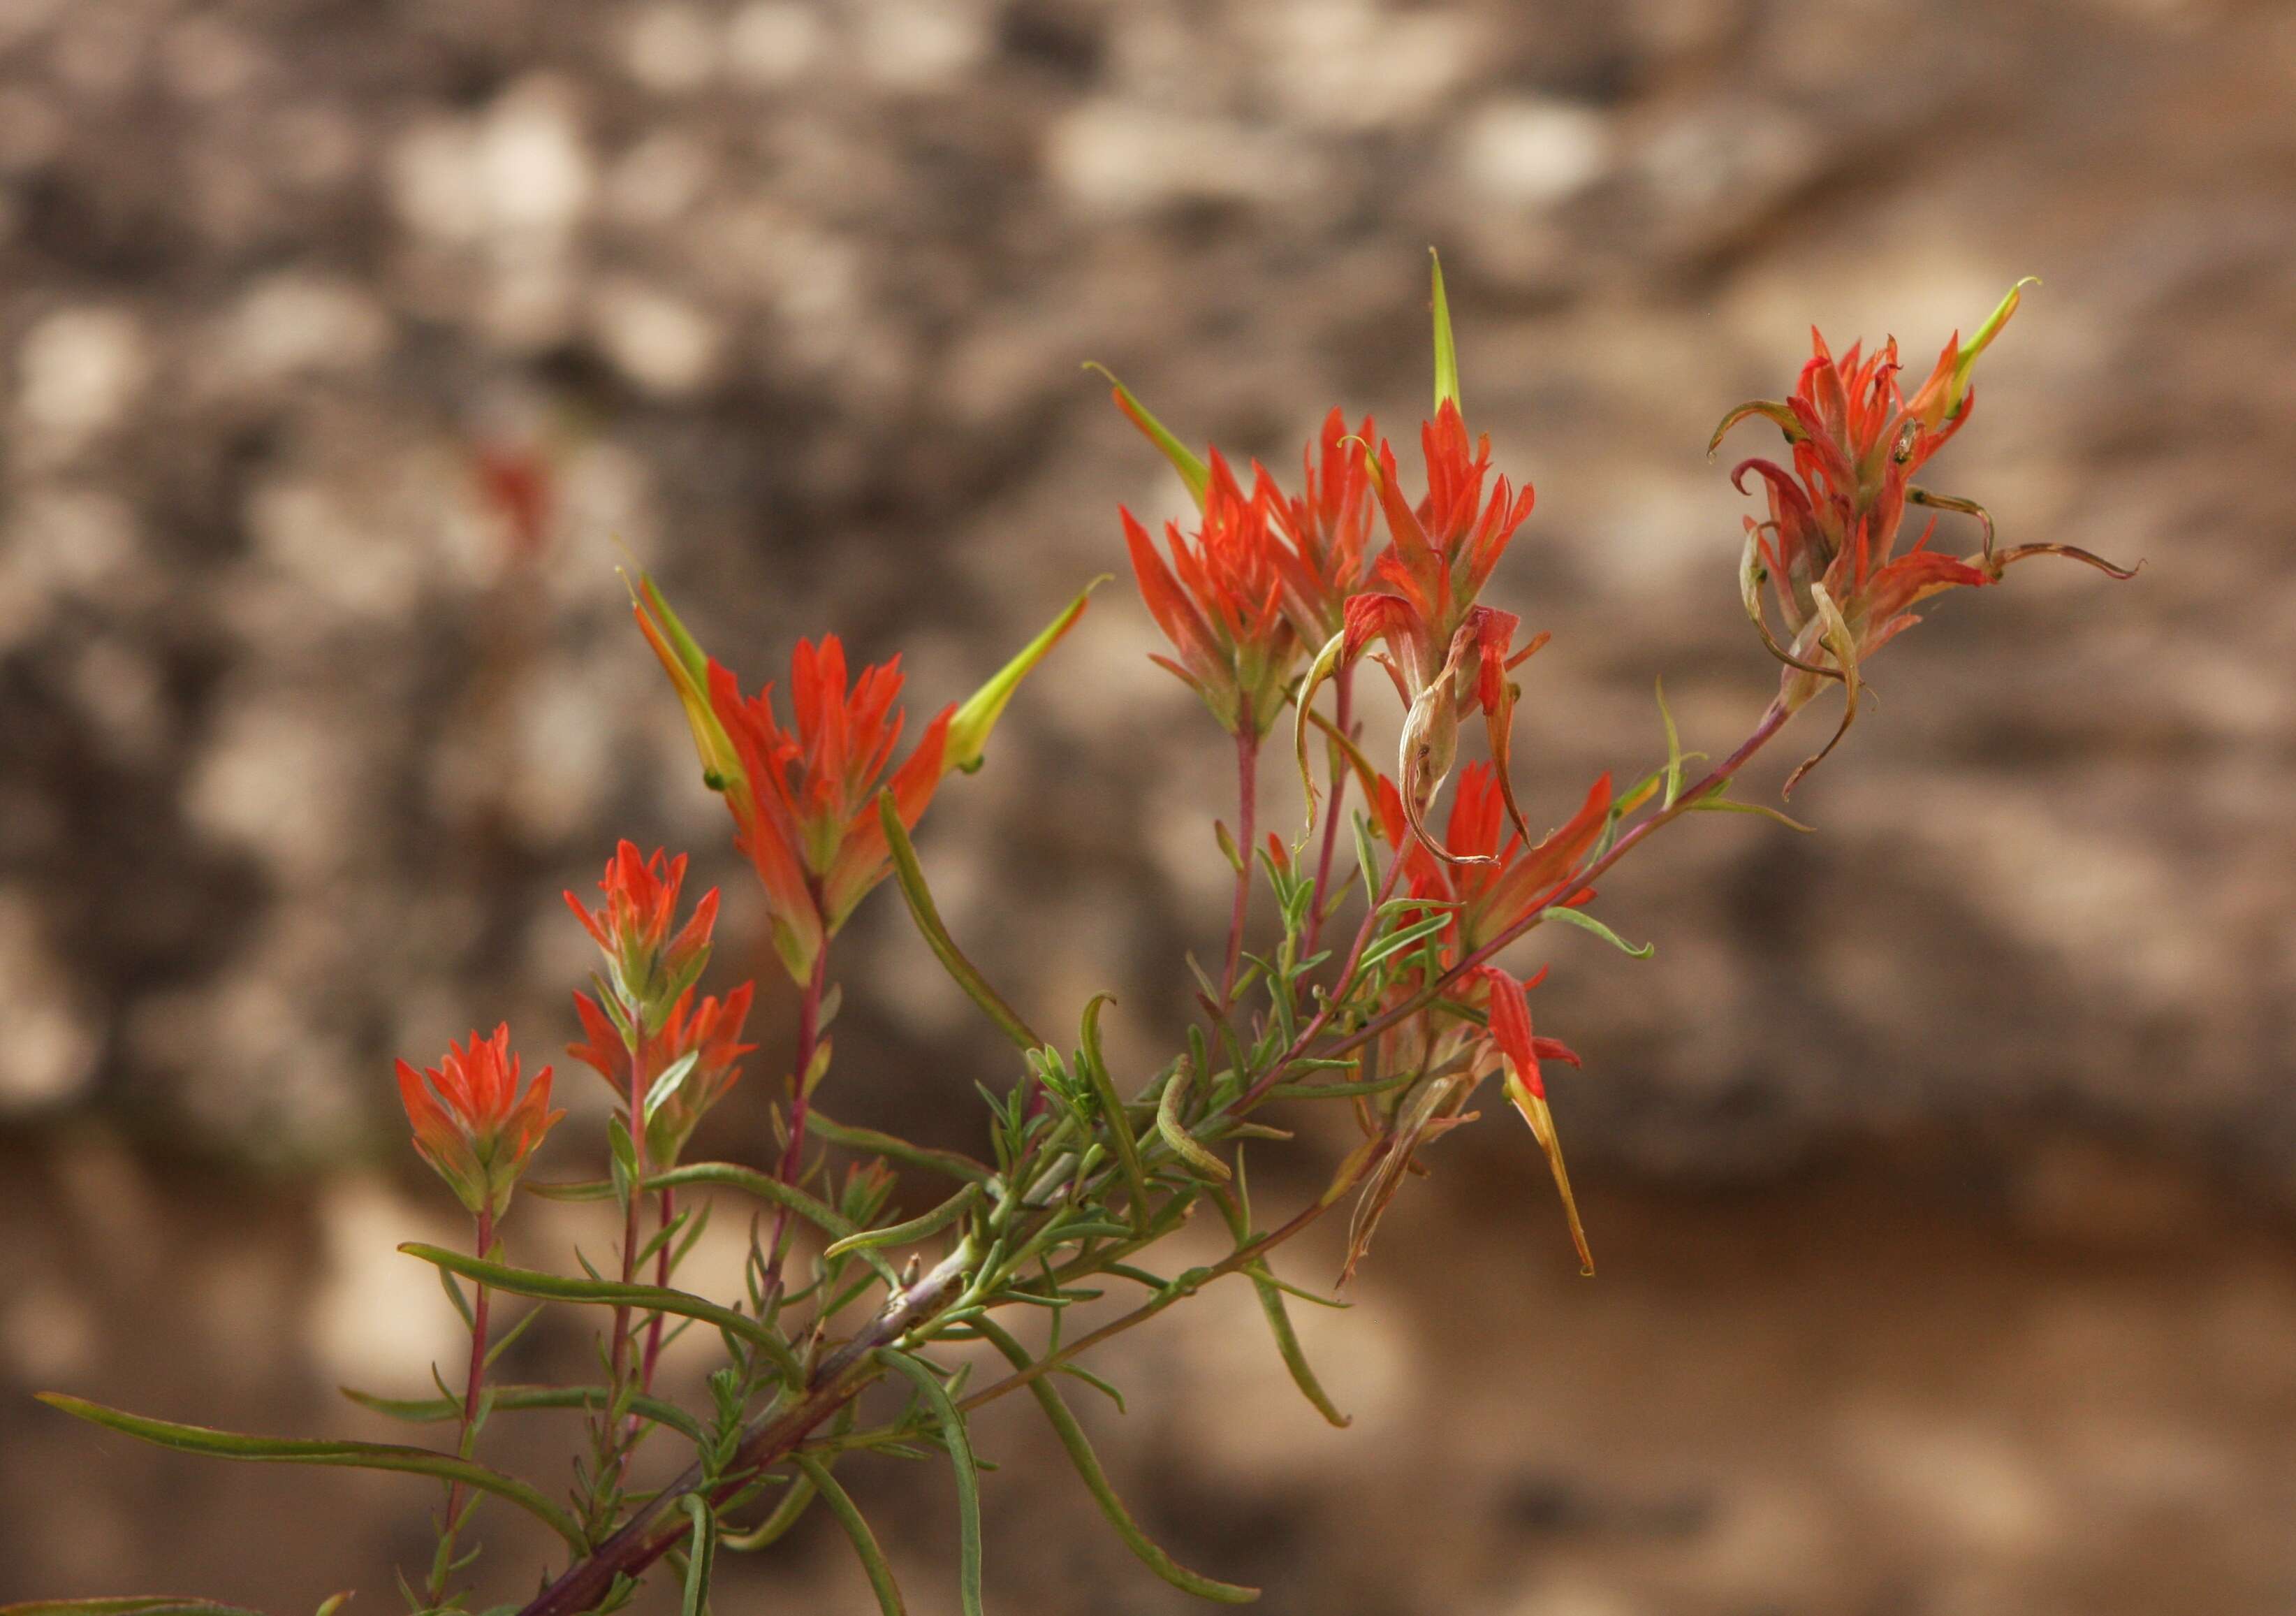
758, 943, 828, 1312
1220, 725, 1259, 1007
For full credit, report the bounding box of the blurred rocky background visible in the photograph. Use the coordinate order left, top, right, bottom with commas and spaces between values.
3, 0, 2295, 1610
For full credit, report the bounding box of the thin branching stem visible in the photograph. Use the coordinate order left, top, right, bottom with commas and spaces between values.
425, 1207, 495, 1605
1220, 725, 1259, 1007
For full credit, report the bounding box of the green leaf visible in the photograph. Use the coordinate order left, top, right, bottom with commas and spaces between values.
678, 1494, 716, 1616
1355, 912, 1454, 973
1085, 363, 1209, 509
1077, 994, 1153, 1232
823, 1183, 980, 1261
1542, 905, 1654, 959
1154, 1058, 1229, 1183
525, 1177, 616, 1202
397, 1246, 805, 1382
341, 1382, 708, 1445
877, 792, 1044, 1054
946, 578, 1105, 774
38, 1395, 585, 1553
791, 1455, 906, 1614
1687, 792, 1815, 833
648, 1163, 903, 1287
805, 1111, 994, 1183
1655, 677, 1684, 810
972, 1320, 1258, 1603
0, 1601, 268, 1616
876, 1351, 983, 1616
721, 1470, 818, 1552
643, 1049, 705, 1126
1429, 247, 1460, 412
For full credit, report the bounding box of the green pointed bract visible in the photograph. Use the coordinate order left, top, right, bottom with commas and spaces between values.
1088, 363, 1210, 510
945, 576, 1105, 775
1430, 248, 1460, 412
1951, 277, 2038, 412
631, 574, 745, 800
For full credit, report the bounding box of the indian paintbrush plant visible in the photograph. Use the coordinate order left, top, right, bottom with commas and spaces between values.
16, 258, 2133, 1616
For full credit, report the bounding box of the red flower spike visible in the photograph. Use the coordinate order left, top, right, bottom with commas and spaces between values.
706, 638, 953, 984
1123, 452, 1302, 739
1713, 286, 2135, 790
1376, 762, 1614, 954
564, 842, 719, 1030
395, 1025, 563, 1222
571, 983, 756, 1169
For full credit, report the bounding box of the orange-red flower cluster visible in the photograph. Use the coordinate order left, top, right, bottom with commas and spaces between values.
1716, 282, 2134, 788
570, 981, 755, 1169
564, 841, 719, 1027
396, 1026, 562, 1223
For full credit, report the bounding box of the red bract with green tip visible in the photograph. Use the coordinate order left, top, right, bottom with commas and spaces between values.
395, 1025, 563, 1222
569, 982, 755, 1167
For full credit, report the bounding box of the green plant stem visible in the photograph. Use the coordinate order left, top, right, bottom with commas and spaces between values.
425, 1207, 495, 1606
638, 1187, 676, 1395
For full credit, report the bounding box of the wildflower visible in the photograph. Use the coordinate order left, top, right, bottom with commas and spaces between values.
631, 575, 1094, 983
700, 637, 951, 986
395, 1026, 563, 1222
1714, 281, 2135, 791
1123, 453, 1302, 739
564, 842, 719, 1028
1264, 408, 1378, 646
1296, 259, 1550, 862
569, 982, 756, 1168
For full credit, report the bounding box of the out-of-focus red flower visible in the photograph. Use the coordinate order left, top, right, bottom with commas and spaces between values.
705, 637, 952, 984
1263, 408, 1377, 646
564, 842, 719, 1025
1123, 453, 1302, 739
474, 443, 552, 565
395, 1026, 562, 1221
1715, 282, 2134, 789
571, 982, 755, 1167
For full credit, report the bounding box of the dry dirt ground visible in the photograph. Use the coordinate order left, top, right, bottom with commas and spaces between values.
3, 0, 2295, 1610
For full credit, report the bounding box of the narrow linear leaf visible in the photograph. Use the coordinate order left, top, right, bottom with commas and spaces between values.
1243, 1266, 1351, 1428
678, 1494, 716, 1616
1655, 677, 1685, 810
878, 792, 1043, 1053
525, 1178, 615, 1203
1542, 905, 1654, 959
341, 1383, 707, 1445
1078, 995, 1154, 1231
0, 1601, 268, 1616
721, 1471, 818, 1552
824, 1184, 980, 1261
1154, 1060, 1230, 1183
791, 1455, 906, 1615
972, 1320, 1257, 1603
805, 1111, 994, 1183
648, 1163, 902, 1287
398, 1246, 804, 1382
876, 1351, 984, 1616
38, 1395, 584, 1553
1688, 794, 1815, 833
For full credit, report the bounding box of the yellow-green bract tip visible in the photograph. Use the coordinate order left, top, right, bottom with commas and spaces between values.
1429, 248, 1460, 412
1086, 361, 1210, 511
945, 576, 1106, 775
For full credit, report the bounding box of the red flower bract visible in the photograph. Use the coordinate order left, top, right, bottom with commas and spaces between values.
564, 841, 719, 1024
1123, 452, 1302, 739
395, 1024, 562, 1221
571, 982, 756, 1167
707, 636, 953, 984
